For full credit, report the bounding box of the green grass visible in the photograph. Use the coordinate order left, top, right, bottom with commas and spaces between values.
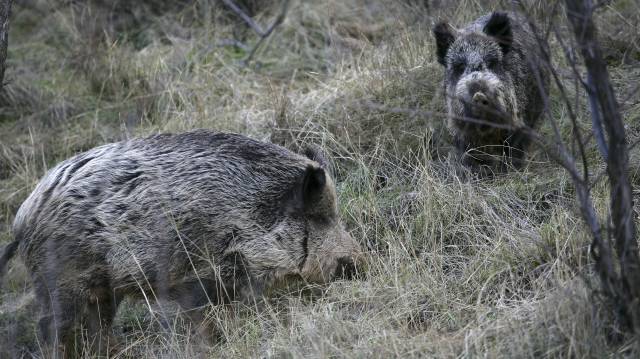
1, 0, 640, 357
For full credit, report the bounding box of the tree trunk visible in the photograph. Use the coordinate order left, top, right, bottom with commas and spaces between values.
0, 0, 12, 89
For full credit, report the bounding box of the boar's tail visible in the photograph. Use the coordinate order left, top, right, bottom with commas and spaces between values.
0, 240, 19, 286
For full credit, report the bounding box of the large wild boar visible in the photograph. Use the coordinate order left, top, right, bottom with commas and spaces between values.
0, 130, 362, 356
433, 11, 550, 172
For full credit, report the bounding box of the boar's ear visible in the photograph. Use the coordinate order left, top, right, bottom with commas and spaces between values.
303, 145, 329, 169
302, 165, 326, 208
284, 165, 327, 215
483, 12, 512, 54
433, 21, 457, 66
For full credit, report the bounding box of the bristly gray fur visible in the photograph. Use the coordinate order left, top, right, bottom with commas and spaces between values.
433, 11, 550, 171
6, 129, 362, 356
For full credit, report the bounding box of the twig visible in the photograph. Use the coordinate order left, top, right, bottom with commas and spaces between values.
220, 0, 265, 35
586, 72, 609, 160
242, 0, 290, 65
551, 18, 610, 161
565, 0, 640, 333
513, 2, 635, 333
528, 13, 592, 184
588, 135, 640, 191
620, 82, 640, 109
0, 0, 12, 89
220, 0, 291, 66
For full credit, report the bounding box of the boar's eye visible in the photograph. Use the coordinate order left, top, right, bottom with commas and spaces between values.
451, 60, 465, 76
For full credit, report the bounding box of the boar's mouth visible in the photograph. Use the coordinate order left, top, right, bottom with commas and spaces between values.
459, 98, 510, 134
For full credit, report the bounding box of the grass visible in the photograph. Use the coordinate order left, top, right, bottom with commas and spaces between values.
1, 0, 640, 357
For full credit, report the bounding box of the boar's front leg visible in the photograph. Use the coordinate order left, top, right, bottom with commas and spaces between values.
84, 286, 121, 357
166, 252, 258, 344
167, 277, 225, 345
503, 129, 530, 170
452, 134, 487, 176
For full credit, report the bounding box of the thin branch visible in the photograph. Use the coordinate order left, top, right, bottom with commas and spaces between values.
242, 0, 290, 65
587, 133, 640, 191
620, 82, 640, 109
544, 21, 591, 182
216, 39, 249, 51
586, 72, 609, 161
0, 0, 12, 89
556, 19, 613, 163
509, 2, 625, 322
516, 4, 591, 185
566, 0, 640, 332
220, 0, 291, 66
220, 0, 265, 35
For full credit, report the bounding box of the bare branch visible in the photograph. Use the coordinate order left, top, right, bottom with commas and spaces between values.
216, 38, 249, 51
220, 0, 265, 35
0, 0, 11, 88
556, 17, 612, 163
242, 0, 290, 65
586, 73, 609, 161
565, 0, 640, 332
220, 0, 291, 66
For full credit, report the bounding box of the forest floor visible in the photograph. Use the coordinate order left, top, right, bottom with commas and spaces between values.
1, 0, 640, 357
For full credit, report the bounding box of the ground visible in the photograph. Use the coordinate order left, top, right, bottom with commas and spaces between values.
1, 0, 640, 357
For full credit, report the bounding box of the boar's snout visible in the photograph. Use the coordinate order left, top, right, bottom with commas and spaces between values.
472, 91, 490, 107
457, 73, 511, 125
332, 238, 365, 281
300, 228, 364, 284
463, 77, 493, 108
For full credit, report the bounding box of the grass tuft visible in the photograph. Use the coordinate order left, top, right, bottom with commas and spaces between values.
1, 0, 639, 357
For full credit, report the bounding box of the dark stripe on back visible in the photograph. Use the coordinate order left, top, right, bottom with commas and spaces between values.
113, 171, 143, 187
62, 156, 94, 185
36, 164, 67, 214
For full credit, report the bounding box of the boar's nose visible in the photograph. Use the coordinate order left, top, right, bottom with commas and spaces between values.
334, 257, 357, 280
472, 91, 490, 107
466, 79, 489, 104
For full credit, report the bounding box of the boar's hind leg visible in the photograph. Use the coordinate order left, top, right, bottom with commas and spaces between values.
35, 282, 82, 358
34, 272, 115, 358
32, 278, 65, 357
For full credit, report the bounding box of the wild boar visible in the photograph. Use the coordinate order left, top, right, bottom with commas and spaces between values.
433, 11, 550, 172
0, 130, 362, 356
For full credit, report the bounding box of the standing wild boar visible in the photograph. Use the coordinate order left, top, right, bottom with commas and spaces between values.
0, 130, 362, 356
433, 11, 549, 171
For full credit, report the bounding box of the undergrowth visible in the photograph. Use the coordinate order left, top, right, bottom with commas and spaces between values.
1, 0, 639, 357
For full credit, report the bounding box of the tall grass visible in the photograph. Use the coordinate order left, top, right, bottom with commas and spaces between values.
1, 0, 639, 357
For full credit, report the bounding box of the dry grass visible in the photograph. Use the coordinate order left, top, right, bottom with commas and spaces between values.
1, 0, 640, 357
